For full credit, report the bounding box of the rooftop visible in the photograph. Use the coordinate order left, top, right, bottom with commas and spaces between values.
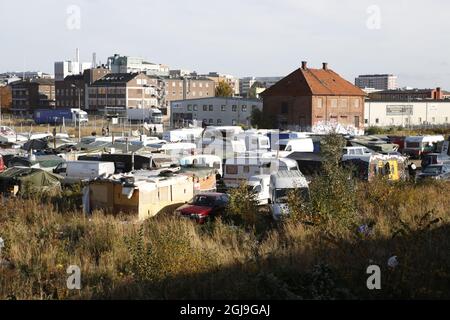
262, 62, 366, 97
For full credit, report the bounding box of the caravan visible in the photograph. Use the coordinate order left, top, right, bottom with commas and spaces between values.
223, 157, 299, 188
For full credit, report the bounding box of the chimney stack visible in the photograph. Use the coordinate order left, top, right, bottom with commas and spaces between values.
322, 62, 328, 70
301, 61, 307, 70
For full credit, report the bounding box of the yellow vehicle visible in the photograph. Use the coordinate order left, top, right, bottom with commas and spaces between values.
344, 155, 407, 181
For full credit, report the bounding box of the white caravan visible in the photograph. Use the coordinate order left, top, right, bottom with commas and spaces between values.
53, 161, 115, 184
223, 157, 299, 188
163, 128, 204, 143
179, 155, 223, 177
269, 170, 310, 220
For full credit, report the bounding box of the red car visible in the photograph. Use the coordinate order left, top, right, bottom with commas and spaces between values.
0, 155, 5, 173
175, 193, 229, 224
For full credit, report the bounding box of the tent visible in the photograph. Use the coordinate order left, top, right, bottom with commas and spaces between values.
0, 167, 62, 196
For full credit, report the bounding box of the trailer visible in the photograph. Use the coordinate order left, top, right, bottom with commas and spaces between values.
33, 108, 88, 125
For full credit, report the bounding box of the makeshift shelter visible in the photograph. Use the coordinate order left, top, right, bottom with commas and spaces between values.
85, 173, 194, 220
0, 167, 62, 196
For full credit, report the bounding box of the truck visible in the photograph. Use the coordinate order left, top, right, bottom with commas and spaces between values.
126, 108, 163, 124
53, 161, 115, 185
269, 170, 310, 220
33, 108, 88, 125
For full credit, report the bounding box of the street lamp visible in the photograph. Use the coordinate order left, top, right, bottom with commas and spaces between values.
71, 84, 82, 142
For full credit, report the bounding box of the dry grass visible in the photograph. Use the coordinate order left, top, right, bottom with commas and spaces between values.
0, 179, 449, 300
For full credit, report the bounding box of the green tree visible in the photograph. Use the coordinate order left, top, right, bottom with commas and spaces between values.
250, 108, 275, 129
226, 183, 259, 228
215, 80, 234, 97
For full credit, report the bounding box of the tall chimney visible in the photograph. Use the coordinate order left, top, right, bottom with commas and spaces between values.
322, 62, 328, 70
301, 61, 307, 70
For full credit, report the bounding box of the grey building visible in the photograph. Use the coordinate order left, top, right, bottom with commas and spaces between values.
355, 74, 397, 91
170, 97, 262, 128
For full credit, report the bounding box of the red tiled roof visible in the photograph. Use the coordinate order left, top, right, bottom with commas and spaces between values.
262, 67, 367, 97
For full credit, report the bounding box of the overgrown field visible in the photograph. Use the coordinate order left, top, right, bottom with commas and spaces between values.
0, 177, 449, 300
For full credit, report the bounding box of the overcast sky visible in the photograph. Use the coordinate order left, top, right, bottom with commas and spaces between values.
1, 0, 449, 88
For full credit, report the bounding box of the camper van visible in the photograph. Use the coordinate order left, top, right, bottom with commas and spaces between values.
53, 161, 115, 184
223, 157, 299, 188
248, 175, 271, 205
403, 135, 445, 159
163, 128, 204, 143
269, 170, 310, 220
202, 139, 247, 160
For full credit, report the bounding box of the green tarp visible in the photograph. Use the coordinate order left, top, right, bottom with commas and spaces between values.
0, 167, 62, 195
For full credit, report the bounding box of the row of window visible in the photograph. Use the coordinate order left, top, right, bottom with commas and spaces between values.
170, 82, 210, 88
369, 117, 449, 124
187, 104, 256, 112
88, 87, 127, 95
56, 88, 85, 96
167, 91, 211, 97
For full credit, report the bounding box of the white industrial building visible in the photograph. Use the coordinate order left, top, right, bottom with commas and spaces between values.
364, 100, 450, 127
170, 97, 262, 127
107, 54, 169, 77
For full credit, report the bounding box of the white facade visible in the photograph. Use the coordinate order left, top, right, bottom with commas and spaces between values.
170, 97, 262, 127
54, 61, 92, 81
108, 55, 169, 77
355, 74, 397, 91
240, 76, 282, 96
364, 101, 450, 127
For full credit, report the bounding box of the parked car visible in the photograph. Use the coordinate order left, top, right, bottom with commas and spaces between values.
417, 164, 450, 181
175, 193, 229, 224
0, 155, 5, 173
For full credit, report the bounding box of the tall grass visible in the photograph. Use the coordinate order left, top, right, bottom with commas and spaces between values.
0, 177, 449, 299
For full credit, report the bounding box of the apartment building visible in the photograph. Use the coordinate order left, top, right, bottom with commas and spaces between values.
55, 67, 110, 110
87, 73, 164, 113
355, 74, 397, 91
170, 97, 262, 127
262, 61, 366, 131
10, 79, 55, 114
202, 72, 240, 96
240, 76, 282, 97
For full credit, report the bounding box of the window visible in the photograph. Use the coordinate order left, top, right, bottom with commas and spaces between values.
243, 166, 250, 173
226, 165, 238, 175
203, 105, 208, 111
221, 105, 226, 111
217, 119, 222, 125
375, 118, 379, 124
232, 105, 237, 112
432, 117, 436, 123
317, 98, 323, 108
339, 98, 348, 108
242, 105, 247, 112
281, 102, 288, 114
353, 99, 360, 108
209, 105, 213, 111
330, 99, 338, 108
209, 119, 213, 124
187, 104, 192, 111
193, 105, 198, 111
232, 119, 237, 125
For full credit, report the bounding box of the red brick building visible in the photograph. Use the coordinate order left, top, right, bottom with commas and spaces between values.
261, 61, 366, 131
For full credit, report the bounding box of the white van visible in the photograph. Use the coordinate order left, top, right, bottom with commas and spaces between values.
248, 175, 271, 205
269, 170, 310, 220
223, 157, 299, 188
53, 161, 115, 184
276, 138, 314, 153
